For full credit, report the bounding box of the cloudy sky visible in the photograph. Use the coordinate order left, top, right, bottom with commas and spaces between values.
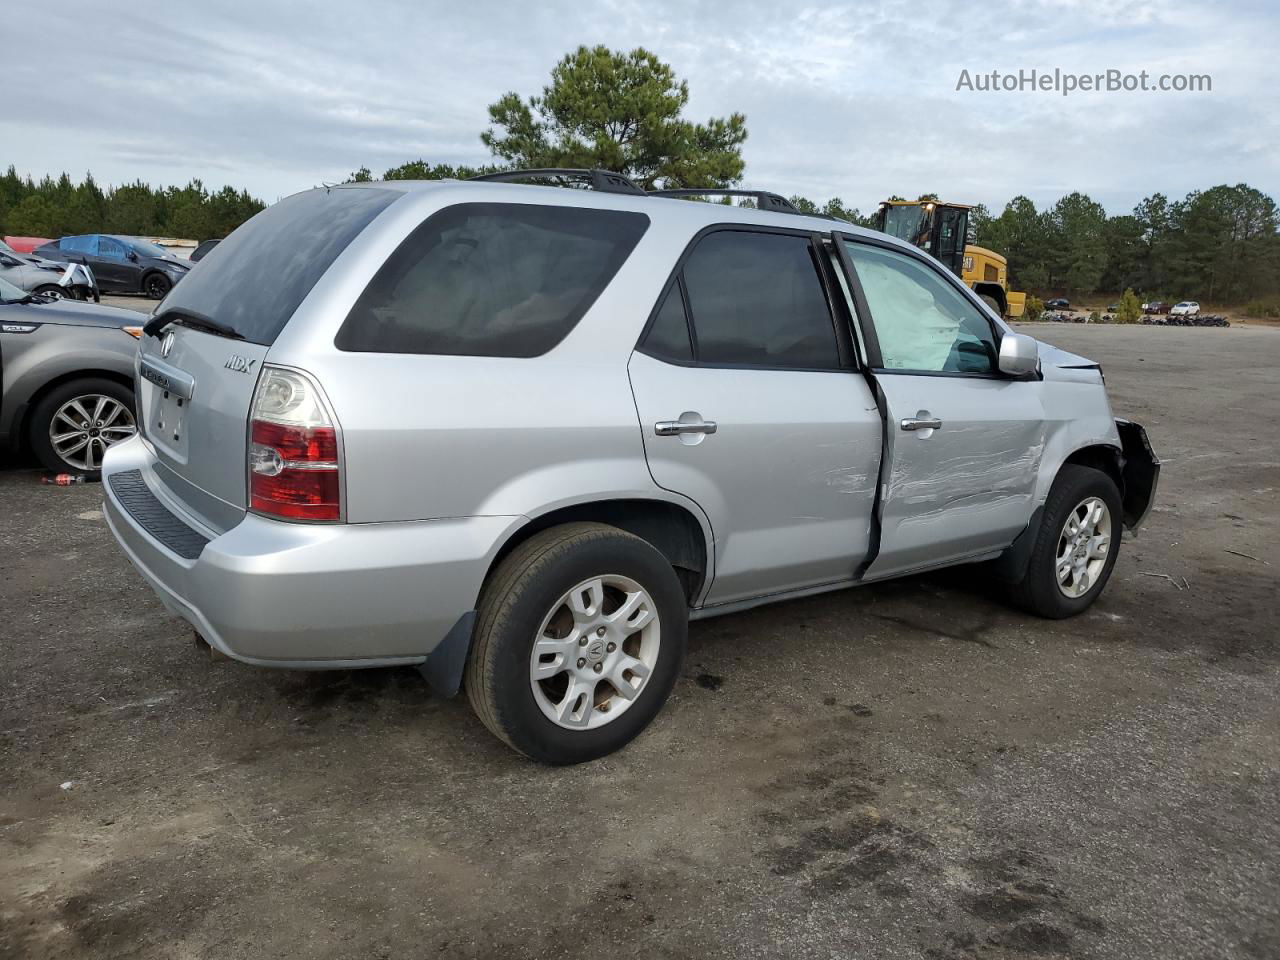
7, 0, 1276, 215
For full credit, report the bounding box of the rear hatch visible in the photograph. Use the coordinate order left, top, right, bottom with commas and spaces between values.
137, 186, 400, 531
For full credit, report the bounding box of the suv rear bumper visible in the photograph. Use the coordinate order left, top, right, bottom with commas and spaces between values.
102, 436, 515, 669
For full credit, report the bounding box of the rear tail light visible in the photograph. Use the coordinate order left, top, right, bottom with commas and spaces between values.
248, 367, 342, 522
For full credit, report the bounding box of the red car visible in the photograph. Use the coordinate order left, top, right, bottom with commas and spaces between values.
3, 236, 52, 255
1144, 301, 1171, 314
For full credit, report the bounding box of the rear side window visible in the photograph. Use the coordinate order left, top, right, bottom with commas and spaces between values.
62, 235, 98, 255
159, 187, 399, 346
336, 203, 649, 357
641, 284, 694, 363
679, 231, 840, 369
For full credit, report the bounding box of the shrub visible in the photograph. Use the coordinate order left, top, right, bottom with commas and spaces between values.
1243, 297, 1280, 319
1116, 288, 1143, 324
1024, 295, 1044, 322
1089, 309, 1102, 324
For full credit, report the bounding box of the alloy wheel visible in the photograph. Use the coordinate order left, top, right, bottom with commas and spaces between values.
1055, 496, 1112, 598
49, 395, 136, 471
529, 574, 661, 730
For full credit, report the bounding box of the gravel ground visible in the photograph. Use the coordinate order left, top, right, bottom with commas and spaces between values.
2, 324, 1277, 960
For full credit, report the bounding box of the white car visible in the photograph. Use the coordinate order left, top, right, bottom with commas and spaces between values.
1169, 301, 1200, 317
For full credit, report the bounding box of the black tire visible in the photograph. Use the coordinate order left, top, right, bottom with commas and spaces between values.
29, 377, 136, 477
34, 284, 68, 300
980, 293, 1003, 316
143, 272, 171, 299
1006, 465, 1123, 619
464, 522, 688, 764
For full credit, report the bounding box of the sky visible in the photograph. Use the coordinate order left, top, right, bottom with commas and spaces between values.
5, 0, 1276, 216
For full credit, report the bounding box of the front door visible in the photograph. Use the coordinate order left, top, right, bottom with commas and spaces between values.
92, 236, 135, 292
628, 228, 882, 606
834, 236, 1045, 579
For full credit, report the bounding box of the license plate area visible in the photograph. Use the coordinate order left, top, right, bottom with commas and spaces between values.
147, 387, 190, 461
139, 356, 196, 463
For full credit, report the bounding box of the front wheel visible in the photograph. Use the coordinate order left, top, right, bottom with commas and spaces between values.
143, 273, 171, 299
29, 378, 137, 477
1006, 465, 1122, 618
465, 522, 688, 764
34, 284, 68, 300
980, 293, 1003, 316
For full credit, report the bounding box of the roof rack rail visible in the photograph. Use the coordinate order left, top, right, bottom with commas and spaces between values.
648, 188, 800, 215
468, 168, 644, 196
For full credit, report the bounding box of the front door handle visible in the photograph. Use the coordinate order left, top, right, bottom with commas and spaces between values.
655, 418, 718, 437
900, 413, 943, 431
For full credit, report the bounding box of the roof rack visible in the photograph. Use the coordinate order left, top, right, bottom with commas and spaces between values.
468, 168, 644, 196
648, 188, 799, 215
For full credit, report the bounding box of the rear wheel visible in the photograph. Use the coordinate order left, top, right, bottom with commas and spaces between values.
1006, 465, 1122, 618
465, 522, 688, 764
980, 293, 1003, 316
143, 273, 171, 299
29, 378, 137, 477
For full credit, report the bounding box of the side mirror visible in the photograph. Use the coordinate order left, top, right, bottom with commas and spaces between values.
127, 250, 139, 262
998, 332, 1040, 379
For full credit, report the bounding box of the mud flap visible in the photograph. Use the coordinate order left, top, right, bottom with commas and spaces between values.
417, 611, 476, 698
1116, 419, 1160, 532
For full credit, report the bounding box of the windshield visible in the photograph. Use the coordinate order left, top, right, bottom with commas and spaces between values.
880, 205, 932, 247
0, 276, 29, 301
124, 237, 176, 259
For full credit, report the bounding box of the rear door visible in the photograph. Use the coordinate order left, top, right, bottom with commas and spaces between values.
137, 186, 400, 532
833, 236, 1045, 579
628, 227, 881, 606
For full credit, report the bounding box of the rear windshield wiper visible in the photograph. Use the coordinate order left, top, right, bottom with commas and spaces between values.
144, 308, 244, 341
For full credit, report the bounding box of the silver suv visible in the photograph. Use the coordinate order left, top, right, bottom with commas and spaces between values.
102, 171, 1158, 764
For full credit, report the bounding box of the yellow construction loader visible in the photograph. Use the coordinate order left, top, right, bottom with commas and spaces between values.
874, 200, 1026, 318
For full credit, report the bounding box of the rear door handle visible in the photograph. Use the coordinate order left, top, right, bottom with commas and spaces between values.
655, 418, 718, 437
900, 413, 942, 431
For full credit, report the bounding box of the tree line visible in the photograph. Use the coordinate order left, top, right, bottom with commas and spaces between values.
0, 167, 263, 242
4, 43, 1277, 307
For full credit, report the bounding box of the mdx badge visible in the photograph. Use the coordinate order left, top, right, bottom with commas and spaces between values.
225, 355, 257, 374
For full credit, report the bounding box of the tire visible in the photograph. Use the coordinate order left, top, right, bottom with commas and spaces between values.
464, 522, 688, 764
980, 293, 1003, 316
29, 378, 137, 477
1005, 465, 1123, 619
34, 284, 68, 300
143, 272, 171, 299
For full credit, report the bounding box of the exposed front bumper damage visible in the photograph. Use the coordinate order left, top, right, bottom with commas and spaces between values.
1116, 418, 1159, 532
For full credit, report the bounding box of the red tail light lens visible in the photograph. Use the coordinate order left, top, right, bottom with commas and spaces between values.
248, 368, 342, 522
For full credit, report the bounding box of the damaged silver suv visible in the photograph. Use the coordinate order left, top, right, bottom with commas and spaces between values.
102, 171, 1158, 764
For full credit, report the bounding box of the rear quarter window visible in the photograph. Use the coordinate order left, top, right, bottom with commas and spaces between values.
335, 203, 649, 357
159, 187, 399, 346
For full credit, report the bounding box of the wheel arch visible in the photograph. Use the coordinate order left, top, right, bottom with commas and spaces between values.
485, 497, 712, 607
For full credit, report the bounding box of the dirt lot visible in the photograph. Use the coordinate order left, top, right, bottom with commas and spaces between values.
2, 324, 1277, 960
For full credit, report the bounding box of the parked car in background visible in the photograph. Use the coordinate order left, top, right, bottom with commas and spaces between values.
189, 239, 221, 263
1144, 301, 1171, 314
0, 239, 99, 301
2, 236, 52, 254
0, 276, 141, 474
101, 175, 1159, 764
1169, 301, 1200, 317
34, 234, 192, 299
1045, 297, 1071, 310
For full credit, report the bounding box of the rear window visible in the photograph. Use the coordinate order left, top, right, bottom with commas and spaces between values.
159, 187, 399, 345
335, 203, 649, 357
